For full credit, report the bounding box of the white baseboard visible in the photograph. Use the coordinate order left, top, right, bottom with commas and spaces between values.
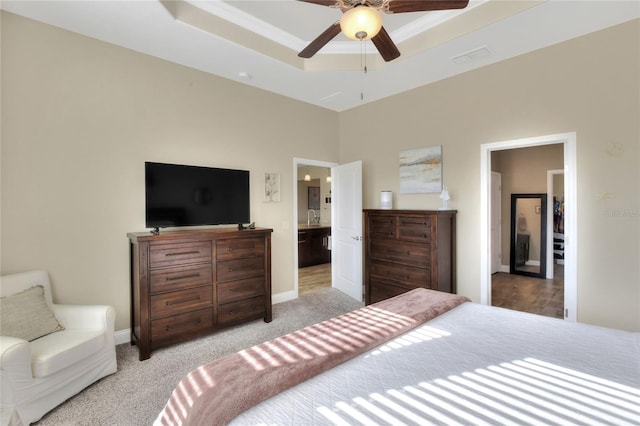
115, 290, 300, 346
499, 264, 510, 273
272, 289, 297, 304
114, 329, 130, 346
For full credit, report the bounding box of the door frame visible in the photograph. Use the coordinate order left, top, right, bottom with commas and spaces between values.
293, 158, 338, 297
490, 171, 502, 274
546, 169, 564, 279
480, 132, 577, 322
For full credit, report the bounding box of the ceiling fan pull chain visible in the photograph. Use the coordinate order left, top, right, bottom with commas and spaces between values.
360, 38, 367, 101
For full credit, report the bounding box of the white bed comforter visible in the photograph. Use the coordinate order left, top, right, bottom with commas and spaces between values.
232, 303, 640, 426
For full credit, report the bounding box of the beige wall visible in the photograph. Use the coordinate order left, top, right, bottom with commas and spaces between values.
339, 19, 639, 331
2, 13, 639, 332
0, 12, 339, 331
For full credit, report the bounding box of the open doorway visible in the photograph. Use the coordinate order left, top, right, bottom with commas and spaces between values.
293, 159, 337, 296
480, 132, 577, 322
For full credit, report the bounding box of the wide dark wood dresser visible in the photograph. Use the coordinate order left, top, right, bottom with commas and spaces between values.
128, 227, 272, 360
364, 209, 456, 304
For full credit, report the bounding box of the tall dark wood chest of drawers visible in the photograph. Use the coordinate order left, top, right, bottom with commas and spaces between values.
128, 228, 272, 360
364, 209, 456, 305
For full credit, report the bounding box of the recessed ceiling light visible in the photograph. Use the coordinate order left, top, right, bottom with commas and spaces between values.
238, 71, 252, 80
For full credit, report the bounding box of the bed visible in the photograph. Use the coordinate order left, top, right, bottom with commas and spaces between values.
155, 288, 640, 426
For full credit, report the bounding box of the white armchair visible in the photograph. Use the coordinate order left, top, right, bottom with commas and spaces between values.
0, 270, 116, 425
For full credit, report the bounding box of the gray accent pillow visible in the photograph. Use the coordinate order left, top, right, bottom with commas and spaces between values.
1, 285, 64, 341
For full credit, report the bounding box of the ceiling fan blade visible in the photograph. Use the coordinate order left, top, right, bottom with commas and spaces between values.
298, 22, 342, 58
387, 0, 469, 13
297, 0, 338, 7
371, 26, 401, 62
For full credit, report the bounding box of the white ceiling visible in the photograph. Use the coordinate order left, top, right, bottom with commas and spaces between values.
2, 1, 638, 112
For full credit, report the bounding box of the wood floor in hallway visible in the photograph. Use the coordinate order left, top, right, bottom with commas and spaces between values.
298, 263, 331, 295
491, 265, 565, 319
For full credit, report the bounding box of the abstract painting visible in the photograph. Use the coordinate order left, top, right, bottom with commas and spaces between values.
399, 146, 442, 194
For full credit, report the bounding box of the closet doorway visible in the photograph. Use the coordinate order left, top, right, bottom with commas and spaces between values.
480, 132, 577, 322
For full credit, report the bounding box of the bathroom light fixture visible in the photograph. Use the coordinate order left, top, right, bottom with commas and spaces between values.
340, 6, 383, 41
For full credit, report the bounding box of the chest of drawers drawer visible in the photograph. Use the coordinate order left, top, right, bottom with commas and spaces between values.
150, 285, 213, 318
151, 307, 213, 343
369, 239, 429, 268
368, 279, 414, 304
368, 215, 397, 239
370, 260, 430, 287
150, 264, 212, 293
398, 216, 431, 242
217, 276, 264, 305
150, 241, 212, 268
217, 257, 265, 283
216, 237, 264, 261
217, 296, 265, 326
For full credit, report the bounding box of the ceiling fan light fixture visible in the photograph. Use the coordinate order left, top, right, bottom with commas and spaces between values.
340, 6, 383, 41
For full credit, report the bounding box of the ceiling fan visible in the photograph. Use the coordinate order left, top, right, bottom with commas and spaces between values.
298, 0, 470, 62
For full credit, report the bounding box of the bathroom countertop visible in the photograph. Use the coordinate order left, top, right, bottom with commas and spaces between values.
297, 224, 331, 230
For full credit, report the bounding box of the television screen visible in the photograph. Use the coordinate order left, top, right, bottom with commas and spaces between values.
145, 162, 250, 229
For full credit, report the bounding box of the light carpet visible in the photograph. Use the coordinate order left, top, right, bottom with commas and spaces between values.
35, 288, 362, 426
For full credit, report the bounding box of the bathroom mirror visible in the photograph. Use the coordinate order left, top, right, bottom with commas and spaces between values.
510, 193, 547, 278
308, 186, 320, 210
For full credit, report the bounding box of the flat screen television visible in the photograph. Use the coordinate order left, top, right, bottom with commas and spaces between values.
145, 162, 250, 231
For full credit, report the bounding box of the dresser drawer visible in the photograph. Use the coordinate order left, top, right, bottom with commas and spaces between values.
150, 285, 212, 318
217, 276, 265, 305
150, 241, 212, 268
150, 264, 212, 293
398, 215, 431, 242
217, 296, 265, 326
369, 279, 413, 305
217, 257, 265, 283
368, 215, 397, 239
216, 237, 265, 261
370, 260, 430, 287
369, 239, 430, 268
151, 307, 213, 343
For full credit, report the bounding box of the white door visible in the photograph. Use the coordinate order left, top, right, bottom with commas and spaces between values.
491, 172, 502, 274
331, 161, 363, 301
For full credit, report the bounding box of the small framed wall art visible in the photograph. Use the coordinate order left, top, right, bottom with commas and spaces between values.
264, 172, 280, 202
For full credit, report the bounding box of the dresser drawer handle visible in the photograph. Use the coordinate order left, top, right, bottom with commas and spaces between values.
165, 296, 201, 306
166, 273, 200, 282
406, 250, 411, 255
228, 247, 234, 252
165, 251, 200, 257
228, 268, 234, 272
